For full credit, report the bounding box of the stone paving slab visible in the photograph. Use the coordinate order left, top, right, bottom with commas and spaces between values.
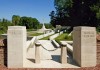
25, 40, 79, 68
24, 59, 79, 68
0, 65, 100, 70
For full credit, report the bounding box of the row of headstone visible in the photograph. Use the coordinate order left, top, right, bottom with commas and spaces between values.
7, 26, 97, 68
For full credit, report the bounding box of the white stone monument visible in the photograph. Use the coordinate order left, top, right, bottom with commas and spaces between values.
73, 26, 96, 67
38, 24, 52, 33
7, 26, 26, 68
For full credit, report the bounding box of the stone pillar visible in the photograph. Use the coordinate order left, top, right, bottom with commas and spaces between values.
73, 26, 96, 67
35, 42, 41, 63
60, 41, 67, 64
7, 26, 26, 68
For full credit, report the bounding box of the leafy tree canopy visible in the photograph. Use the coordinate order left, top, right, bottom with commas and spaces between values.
50, 0, 100, 28
12, 15, 40, 29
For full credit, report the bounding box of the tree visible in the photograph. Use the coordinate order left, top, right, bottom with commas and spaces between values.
69, 0, 98, 27
12, 15, 20, 25
50, 0, 73, 27
32, 18, 39, 29
19, 16, 40, 29
19, 16, 29, 28
0, 15, 40, 34
49, 11, 57, 27
50, 0, 100, 28
0, 18, 12, 34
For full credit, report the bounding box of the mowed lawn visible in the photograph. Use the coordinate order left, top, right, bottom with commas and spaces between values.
27, 32, 43, 36
55, 33, 73, 44
29, 33, 43, 36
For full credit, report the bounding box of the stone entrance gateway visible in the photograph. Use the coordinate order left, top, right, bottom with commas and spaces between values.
6, 26, 97, 68
7, 26, 69, 68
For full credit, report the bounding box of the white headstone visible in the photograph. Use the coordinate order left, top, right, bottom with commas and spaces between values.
7, 26, 26, 68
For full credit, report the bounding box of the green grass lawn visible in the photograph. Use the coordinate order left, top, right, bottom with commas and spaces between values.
27, 29, 33, 31
28, 33, 43, 36
27, 29, 37, 31
55, 33, 73, 44
40, 34, 54, 40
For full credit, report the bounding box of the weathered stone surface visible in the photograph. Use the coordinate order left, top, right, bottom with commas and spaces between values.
73, 26, 96, 67
7, 26, 26, 68
60, 41, 67, 64
35, 42, 41, 63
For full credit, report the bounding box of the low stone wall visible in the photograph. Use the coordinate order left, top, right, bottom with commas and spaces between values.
51, 40, 60, 48
0, 39, 7, 66
37, 31, 55, 39
49, 33, 59, 40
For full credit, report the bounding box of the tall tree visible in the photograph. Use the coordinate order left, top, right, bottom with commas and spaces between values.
0, 18, 12, 34
50, 0, 100, 27
70, 0, 98, 27
32, 18, 39, 29
19, 16, 39, 29
49, 11, 56, 27
12, 15, 20, 25
50, 0, 73, 27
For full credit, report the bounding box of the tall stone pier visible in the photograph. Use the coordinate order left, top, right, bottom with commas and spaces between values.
7, 26, 26, 68
73, 26, 96, 67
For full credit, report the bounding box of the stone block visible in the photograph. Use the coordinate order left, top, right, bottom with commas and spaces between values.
73, 26, 96, 67
7, 26, 26, 68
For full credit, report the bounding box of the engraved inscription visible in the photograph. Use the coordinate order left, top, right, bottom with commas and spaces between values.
83, 31, 95, 38
9, 30, 22, 37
